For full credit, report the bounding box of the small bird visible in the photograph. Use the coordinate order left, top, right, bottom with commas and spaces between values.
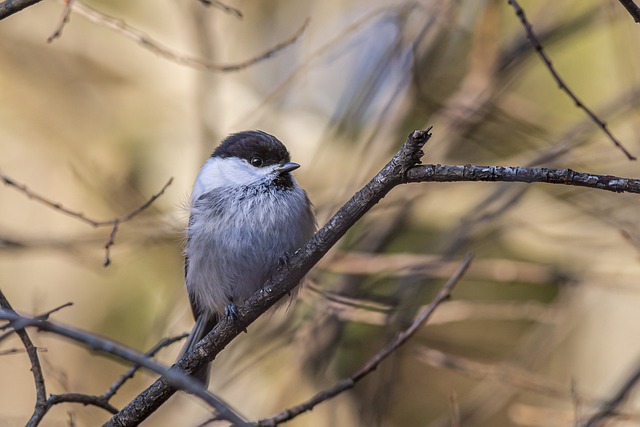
182, 130, 316, 383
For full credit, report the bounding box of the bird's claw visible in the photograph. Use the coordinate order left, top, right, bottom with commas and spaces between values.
224, 300, 247, 333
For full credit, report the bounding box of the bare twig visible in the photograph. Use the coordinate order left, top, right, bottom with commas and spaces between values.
0, 0, 44, 20
617, 0, 640, 23
507, 0, 636, 160
0, 290, 48, 427
47, 0, 74, 43
198, 0, 243, 18
101, 333, 188, 401
406, 164, 640, 194
582, 359, 640, 427
0, 308, 251, 427
0, 172, 173, 266
256, 253, 473, 426
70, 1, 308, 73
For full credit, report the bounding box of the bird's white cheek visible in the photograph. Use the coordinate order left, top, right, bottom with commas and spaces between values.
192, 157, 265, 202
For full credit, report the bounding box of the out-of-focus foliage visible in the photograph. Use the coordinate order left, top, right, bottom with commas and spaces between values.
2, 0, 640, 426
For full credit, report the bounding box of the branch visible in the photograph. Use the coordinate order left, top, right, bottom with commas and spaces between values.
47, 0, 74, 42
507, 0, 636, 160
198, 0, 243, 18
104, 129, 434, 426
256, 253, 473, 426
70, 1, 308, 73
101, 333, 188, 401
0, 0, 44, 20
582, 359, 640, 427
618, 0, 640, 23
0, 308, 251, 427
0, 173, 173, 266
405, 164, 640, 194
0, 290, 47, 426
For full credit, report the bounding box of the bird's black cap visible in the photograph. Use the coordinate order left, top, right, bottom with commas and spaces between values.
212, 130, 291, 167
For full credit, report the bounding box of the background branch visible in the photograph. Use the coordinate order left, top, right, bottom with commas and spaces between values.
256, 253, 473, 426
70, 1, 308, 73
0, 173, 173, 266
507, 0, 635, 160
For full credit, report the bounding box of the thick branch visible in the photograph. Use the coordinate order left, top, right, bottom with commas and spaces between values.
618, 0, 640, 23
406, 165, 640, 194
104, 129, 434, 427
0, 0, 43, 20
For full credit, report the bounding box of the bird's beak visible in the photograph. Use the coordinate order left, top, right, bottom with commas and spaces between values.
275, 162, 300, 174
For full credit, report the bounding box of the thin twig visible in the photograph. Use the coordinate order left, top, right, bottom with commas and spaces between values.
0, 290, 48, 427
507, 0, 636, 160
198, 0, 243, 18
70, 1, 308, 73
47, 0, 74, 43
617, 0, 640, 23
0, 308, 251, 427
0, 173, 173, 266
101, 333, 188, 401
256, 253, 473, 426
582, 360, 640, 427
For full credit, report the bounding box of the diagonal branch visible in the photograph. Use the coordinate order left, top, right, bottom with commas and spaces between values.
104, 128, 434, 427
0, 0, 44, 20
507, 0, 636, 160
582, 359, 640, 427
256, 253, 473, 426
617, 0, 640, 23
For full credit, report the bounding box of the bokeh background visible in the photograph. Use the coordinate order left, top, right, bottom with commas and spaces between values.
2, 0, 640, 426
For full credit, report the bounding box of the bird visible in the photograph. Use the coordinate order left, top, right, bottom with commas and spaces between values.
181, 130, 316, 384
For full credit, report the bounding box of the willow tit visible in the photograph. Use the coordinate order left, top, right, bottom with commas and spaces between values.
182, 130, 316, 383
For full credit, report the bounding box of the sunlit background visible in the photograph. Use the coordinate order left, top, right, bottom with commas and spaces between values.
2, 0, 640, 426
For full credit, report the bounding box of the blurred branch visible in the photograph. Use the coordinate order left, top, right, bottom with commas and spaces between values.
406, 165, 640, 194
70, 1, 308, 73
617, 0, 640, 23
198, 0, 242, 18
0, 0, 43, 20
0, 172, 173, 266
582, 359, 640, 427
47, 0, 74, 43
256, 253, 473, 427
415, 346, 595, 403
105, 129, 434, 426
507, 0, 636, 160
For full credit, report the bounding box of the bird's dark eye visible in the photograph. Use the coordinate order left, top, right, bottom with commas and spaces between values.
250, 157, 263, 167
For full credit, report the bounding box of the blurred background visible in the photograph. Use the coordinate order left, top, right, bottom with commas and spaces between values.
1, 0, 640, 426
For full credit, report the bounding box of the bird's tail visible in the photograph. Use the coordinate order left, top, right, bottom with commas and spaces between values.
179, 314, 218, 386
